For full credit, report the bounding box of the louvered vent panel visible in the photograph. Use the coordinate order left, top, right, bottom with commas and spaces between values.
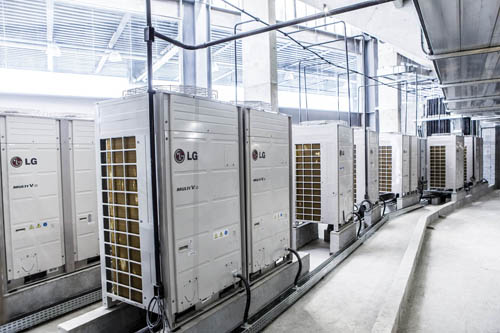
430, 145, 446, 189
100, 136, 143, 304
295, 143, 321, 222
379, 146, 392, 192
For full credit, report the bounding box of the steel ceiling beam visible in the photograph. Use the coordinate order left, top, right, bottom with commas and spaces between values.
443, 95, 500, 104
136, 44, 178, 82
46, 0, 54, 71
428, 45, 500, 60
95, 13, 131, 74
439, 77, 500, 88
447, 105, 500, 113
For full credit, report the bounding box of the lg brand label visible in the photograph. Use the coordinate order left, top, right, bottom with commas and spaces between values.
252, 149, 265, 161
174, 149, 198, 164
10, 156, 37, 168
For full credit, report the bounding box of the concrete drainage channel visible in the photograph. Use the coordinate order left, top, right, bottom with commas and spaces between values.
371, 184, 494, 333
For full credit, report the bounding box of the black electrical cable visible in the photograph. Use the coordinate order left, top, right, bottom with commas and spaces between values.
146, 295, 165, 332
287, 248, 302, 287
360, 199, 373, 211
355, 212, 363, 238
381, 198, 386, 217
235, 274, 251, 324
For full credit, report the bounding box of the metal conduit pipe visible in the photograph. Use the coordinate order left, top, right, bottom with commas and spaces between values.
152, 0, 394, 51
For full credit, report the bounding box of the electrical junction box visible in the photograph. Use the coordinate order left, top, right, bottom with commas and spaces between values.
97, 92, 244, 326
427, 134, 464, 191
293, 121, 354, 232
243, 108, 291, 281
353, 128, 379, 205
464, 136, 483, 184
0, 116, 65, 281
67, 120, 99, 262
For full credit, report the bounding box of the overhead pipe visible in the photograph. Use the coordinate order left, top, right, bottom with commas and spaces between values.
151, 0, 394, 51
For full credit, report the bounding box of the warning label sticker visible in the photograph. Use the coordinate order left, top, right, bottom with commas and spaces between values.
213, 228, 229, 240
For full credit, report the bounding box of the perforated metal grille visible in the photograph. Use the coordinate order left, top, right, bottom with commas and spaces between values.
379, 146, 392, 192
353, 144, 357, 203
295, 144, 321, 222
430, 145, 446, 189
464, 146, 468, 183
100, 136, 143, 304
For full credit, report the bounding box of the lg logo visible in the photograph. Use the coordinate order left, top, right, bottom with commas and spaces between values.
10, 156, 37, 168
252, 149, 266, 161
174, 149, 198, 164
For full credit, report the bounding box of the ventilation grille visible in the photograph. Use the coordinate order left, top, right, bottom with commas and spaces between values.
353, 144, 357, 203
464, 146, 468, 183
379, 146, 392, 192
100, 136, 143, 304
430, 145, 446, 189
295, 144, 321, 222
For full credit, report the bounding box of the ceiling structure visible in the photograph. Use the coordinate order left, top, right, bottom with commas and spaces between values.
413, 0, 500, 123
0, 0, 361, 99
301, 0, 432, 67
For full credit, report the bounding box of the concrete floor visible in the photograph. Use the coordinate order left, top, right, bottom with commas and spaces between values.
300, 239, 330, 270
399, 190, 500, 332
265, 205, 440, 333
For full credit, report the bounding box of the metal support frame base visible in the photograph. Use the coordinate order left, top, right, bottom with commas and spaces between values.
0, 265, 101, 332
397, 192, 421, 210
292, 222, 319, 249
58, 253, 310, 333
470, 182, 489, 195
364, 205, 382, 227
451, 189, 466, 202
329, 222, 357, 255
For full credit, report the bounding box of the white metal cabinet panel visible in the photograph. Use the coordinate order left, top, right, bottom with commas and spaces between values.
410, 136, 418, 192
379, 133, 415, 197
1, 116, 64, 280
71, 120, 99, 262
465, 136, 474, 183
246, 109, 290, 275
353, 128, 379, 204
476, 137, 483, 181
427, 134, 464, 190
97, 92, 245, 326
418, 138, 427, 184
293, 122, 353, 231
167, 94, 242, 313
401, 135, 410, 194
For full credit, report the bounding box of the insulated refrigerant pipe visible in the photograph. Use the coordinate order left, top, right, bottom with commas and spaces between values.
144, 0, 394, 304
